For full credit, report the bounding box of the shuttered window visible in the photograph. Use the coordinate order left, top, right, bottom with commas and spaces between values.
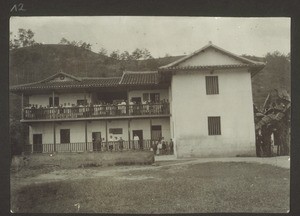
206, 76, 219, 95
208, 117, 221, 135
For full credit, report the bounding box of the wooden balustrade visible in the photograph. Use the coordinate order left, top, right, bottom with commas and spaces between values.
23, 103, 170, 120
23, 140, 156, 154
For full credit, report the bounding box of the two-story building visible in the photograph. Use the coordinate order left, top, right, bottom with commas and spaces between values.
10, 42, 265, 157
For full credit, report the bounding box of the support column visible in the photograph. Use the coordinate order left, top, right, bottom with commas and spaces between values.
21, 93, 24, 119
84, 92, 87, 117
53, 122, 56, 153
128, 119, 131, 149
52, 91, 55, 119
105, 120, 108, 150
126, 89, 130, 115
85, 121, 88, 151
150, 118, 153, 146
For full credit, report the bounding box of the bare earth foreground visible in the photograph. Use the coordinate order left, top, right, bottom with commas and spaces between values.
10, 156, 290, 213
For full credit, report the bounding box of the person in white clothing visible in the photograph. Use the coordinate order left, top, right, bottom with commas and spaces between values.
133, 134, 139, 150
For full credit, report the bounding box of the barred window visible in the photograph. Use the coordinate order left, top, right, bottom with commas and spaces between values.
208, 117, 221, 135
206, 76, 219, 95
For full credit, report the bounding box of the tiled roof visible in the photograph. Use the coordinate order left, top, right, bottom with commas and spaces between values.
159, 64, 265, 71
119, 71, 159, 85
10, 71, 160, 92
159, 43, 265, 69
10, 77, 121, 91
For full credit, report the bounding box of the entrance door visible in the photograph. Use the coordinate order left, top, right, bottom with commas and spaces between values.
132, 130, 143, 149
151, 125, 162, 141
33, 134, 43, 153
92, 132, 102, 151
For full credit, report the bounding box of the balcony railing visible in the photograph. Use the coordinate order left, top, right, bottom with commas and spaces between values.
24, 140, 156, 153
23, 103, 170, 120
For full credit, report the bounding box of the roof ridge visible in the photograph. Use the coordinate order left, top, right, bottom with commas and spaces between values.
82, 76, 121, 80
123, 71, 158, 74
159, 43, 264, 69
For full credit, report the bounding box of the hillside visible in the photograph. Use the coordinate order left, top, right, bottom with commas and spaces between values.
9, 44, 291, 107
250, 54, 291, 107
9, 44, 184, 85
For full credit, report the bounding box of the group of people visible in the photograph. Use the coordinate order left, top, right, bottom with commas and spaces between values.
24, 98, 170, 119
151, 138, 174, 155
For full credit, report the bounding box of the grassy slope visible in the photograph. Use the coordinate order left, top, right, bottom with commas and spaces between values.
11, 162, 290, 213
9, 44, 184, 85
9, 44, 290, 108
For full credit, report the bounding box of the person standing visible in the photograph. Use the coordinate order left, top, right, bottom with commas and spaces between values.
133, 134, 139, 150
152, 141, 157, 155
157, 139, 162, 155
119, 137, 124, 151
169, 139, 174, 155
162, 138, 166, 155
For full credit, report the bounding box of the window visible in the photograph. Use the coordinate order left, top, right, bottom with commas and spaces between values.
131, 97, 142, 104
208, 117, 221, 135
151, 125, 162, 141
77, 99, 87, 106
151, 125, 162, 130
143, 93, 149, 102
60, 129, 70, 143
49, 97, 59, 107
109, 128, 123, 134
150, 93, 160, 103
206, 76, 219, 95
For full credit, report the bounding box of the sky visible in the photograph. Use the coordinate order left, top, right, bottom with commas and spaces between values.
10, 16, 290, 58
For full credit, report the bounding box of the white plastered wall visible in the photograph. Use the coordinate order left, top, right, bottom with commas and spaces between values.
128, 89, 169, 102
29, 93, 92, 107
29, 117, 170, 144
171, 69, 256, 157
179, 47, 242, 67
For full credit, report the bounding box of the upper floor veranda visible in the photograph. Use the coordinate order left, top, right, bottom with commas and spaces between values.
11, 71, 172, 122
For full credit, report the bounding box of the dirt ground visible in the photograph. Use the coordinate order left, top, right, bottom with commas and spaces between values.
10, 157, 290, 213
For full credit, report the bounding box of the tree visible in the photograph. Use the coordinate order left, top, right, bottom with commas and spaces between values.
98, 47, 108, 56
18, 28, 36, 47
80, 42, 92, 50
10, 29, 37, 50
131, 48, 143, 60
141, 48, 153, 59
110, 50, 120, 60
59, 37, 70, 44
59, 38, 92, 50
120, 51, 132, 60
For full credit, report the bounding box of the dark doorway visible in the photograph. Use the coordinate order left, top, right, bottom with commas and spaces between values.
92, 132, 102, 151
132, 130, 143, 149
33, 134, 43, 153
151, 125, 162, 141
60, 129, 70, 143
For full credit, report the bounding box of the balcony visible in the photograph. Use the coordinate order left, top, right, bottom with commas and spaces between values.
23, 103, 170, 121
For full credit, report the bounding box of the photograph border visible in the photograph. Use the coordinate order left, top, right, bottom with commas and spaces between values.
1, 0, 300, 215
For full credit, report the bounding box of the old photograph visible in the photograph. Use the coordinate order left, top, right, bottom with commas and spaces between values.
9, 16, 290, 213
